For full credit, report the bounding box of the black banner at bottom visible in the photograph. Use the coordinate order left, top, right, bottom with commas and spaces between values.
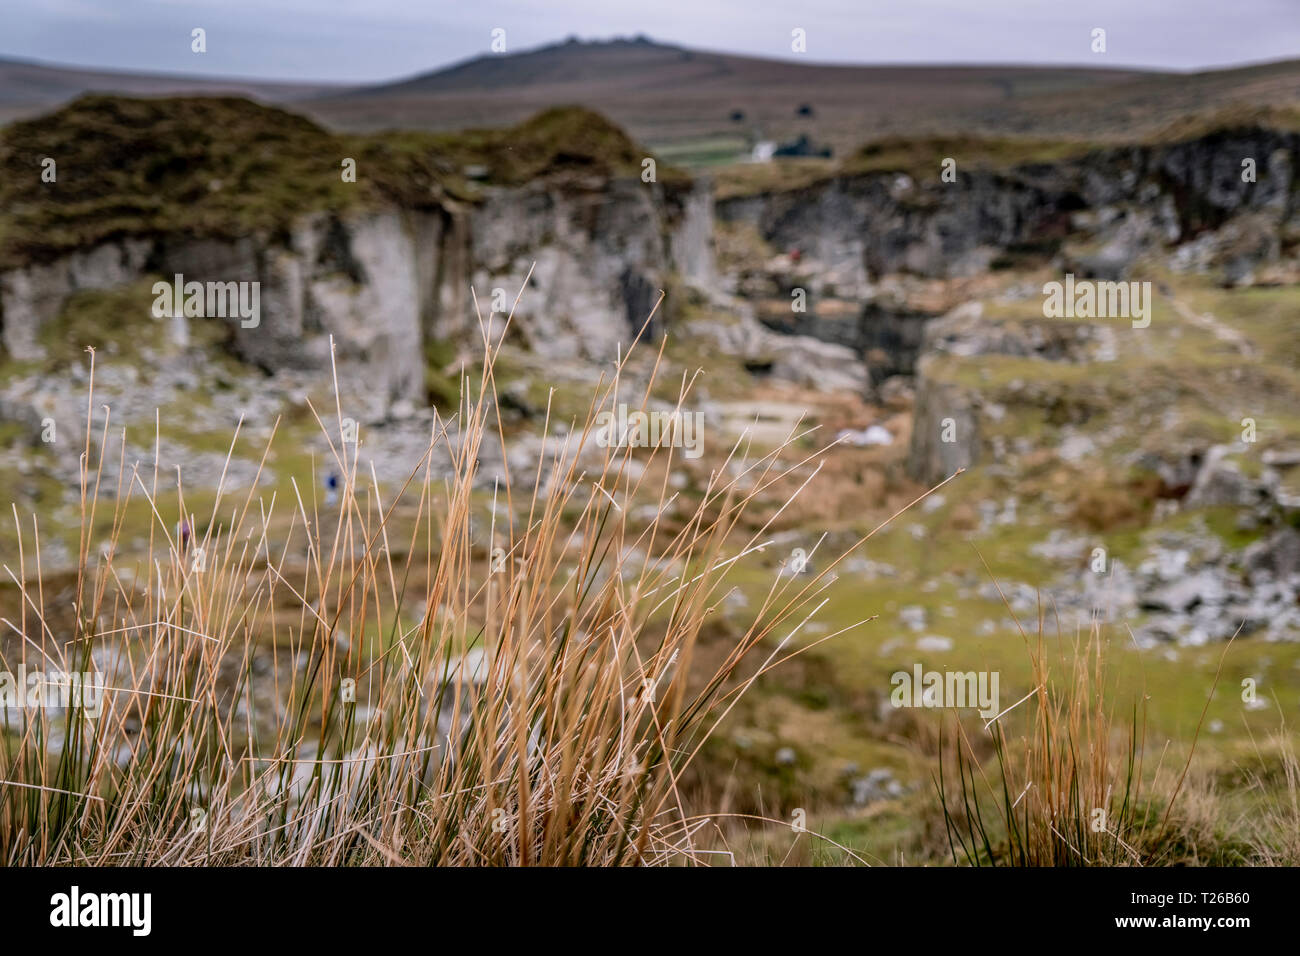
0, 865, 1281, 943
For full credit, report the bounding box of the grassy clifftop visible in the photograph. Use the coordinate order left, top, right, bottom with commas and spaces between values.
0, 96, 670, 268
0, 96, 371, 266
713, 105, 1300, 200
416, 105, 668, 185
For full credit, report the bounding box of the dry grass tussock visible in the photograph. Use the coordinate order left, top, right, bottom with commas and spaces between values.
0, 290, 951, 866
935, 594, 1300, 867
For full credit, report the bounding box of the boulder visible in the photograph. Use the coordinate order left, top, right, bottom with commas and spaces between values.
1242, 527, 1300, 582
1186, 445, 1273, 508
906, 358, 980, 484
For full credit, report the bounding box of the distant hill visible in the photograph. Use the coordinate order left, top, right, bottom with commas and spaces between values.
5, 38, 1300, 165
0, 56, 338, 124
951, 56, 1300, 139
333, 36, 1153, 101
302, 37, 1165, 156
301, 38, 1300, 163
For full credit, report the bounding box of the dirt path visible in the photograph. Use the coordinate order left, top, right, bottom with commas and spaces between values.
1160, 285, 1257, 359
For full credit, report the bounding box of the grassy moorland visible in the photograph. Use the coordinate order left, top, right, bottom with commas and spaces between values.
2, 89, 1299, 864
3, 280, 1299, 864
0, 305, 931, 865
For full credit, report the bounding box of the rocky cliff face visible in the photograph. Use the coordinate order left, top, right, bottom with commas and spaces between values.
720, 125, 1298, 288
0, 185, 707, 413
0, 209, 445, 408
0, 123, 712, 418
715, 122, 1300, 482
459, 175, 703, 361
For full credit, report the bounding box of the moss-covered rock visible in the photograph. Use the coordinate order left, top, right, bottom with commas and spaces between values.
0, 96, 680, 270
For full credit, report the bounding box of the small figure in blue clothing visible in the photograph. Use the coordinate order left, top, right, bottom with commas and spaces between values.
325, 471, 340, 507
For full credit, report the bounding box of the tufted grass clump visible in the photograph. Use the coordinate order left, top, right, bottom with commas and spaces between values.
0, 295, 916, 866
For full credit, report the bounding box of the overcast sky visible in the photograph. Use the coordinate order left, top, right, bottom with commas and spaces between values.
2, 0, 1296, 83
